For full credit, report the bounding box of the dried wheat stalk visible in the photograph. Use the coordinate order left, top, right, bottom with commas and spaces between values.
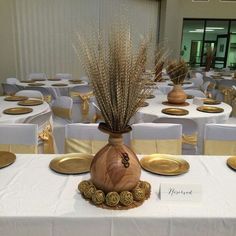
166, 59, 188, 85
74, 25, 151, 132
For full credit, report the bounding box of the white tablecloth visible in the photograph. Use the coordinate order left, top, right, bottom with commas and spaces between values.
0, 154, 236, 236
17, 80, 88, 98
135, 95, 232, 154
0, 96, 50, 123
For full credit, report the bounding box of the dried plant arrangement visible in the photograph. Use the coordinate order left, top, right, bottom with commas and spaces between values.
154, 45, 169, 82
74, 25, 151, 132
166, 59, 188, 85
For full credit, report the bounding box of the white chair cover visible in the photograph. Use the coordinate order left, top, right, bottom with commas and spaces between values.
185, 89, 206, 98
154, 118, 198, 155
15, 90, 44, 100
6, 78, 19, 84
1, 83, 20, 95
0, 124, 38, 153
55, 73, 72, 80
131, 123, 182, 154
189, 73, 204, 89
204, 124, 236, 155
28, 73, 47, 80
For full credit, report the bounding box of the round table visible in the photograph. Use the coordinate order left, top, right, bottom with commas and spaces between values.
16, 80, 88, 98
134, 95, 232, 154
0, 96, 50, 123
156, 81, 194, 94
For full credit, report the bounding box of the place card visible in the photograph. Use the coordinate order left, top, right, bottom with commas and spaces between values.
160, 183, 202, 202
193, 97, 204, 106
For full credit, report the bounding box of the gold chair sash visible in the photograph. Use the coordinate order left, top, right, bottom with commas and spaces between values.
43, 95, 52, 103
182, 133, 197, 146
65, 138, 107, 154
52, 107, 71, 120
204, 140, 236, 155
0, 144, 37, 154
131, 139, 182, 155
70, 91, 93, 122
92, 113, 104, 123
38, 123, 55, 154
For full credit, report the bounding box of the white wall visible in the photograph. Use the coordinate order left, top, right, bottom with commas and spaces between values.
0, 0, 160, 82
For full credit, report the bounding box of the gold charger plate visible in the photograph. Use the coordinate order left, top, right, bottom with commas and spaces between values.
162, 108, 189, 116
140, 102, 149, 107
21, 80, 35, 83
186, 94, 194, 99
69, 79, 83, 84
18, 99, 43, 106
49, 153, 93, 174
0, 151, 16, 169
140, 154, 190, 176
227, 156, 236, 171
162, 101, 189, 107
32, 78, 46, 81
3, 107, 33, 115
4, 96, 28, 101
48, 78, 61, 81
197, 106, 224, 113
51, 83, 68, 87
28, 83, 45, 86
203, 98, 221, 105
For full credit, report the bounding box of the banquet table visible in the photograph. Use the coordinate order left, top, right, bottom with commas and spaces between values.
16, 80, 88, 98
0, 154, 236, 236
135, 95, 232, 154
0, 96, 50, 123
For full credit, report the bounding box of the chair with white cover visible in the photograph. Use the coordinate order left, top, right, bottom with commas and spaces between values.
189, 72, 204, 89
51, 96, 73, 125
24, 111, 55, 154
204, 124, 236, 155
154, 118, 198, 155
200, 81, 211, 95
69, 85, 95, 123
130, 123, 182, 155
26, 86, 54, 103
6, 78, 19, 84
28, 73, 47, 81
185, 89, 206, 98
15, 90, 44, 100
1, 83, 20, 95
0, 124, 38, 154
65, 123, 108, 154
55, 73, 72, 80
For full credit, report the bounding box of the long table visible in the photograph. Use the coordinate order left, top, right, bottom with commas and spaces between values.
0, 154, 236, 236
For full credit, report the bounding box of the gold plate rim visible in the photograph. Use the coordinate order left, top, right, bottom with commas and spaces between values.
227, 156, 236, 170
18, 99, 43, 106
49, 153, 93, 175
28, 83, 45, 86
51, 83, 68, 86
47, 78, 61, 81
203, 99, 221, 105
197, 106, 224, 113
0, 151, 16, 169
4, 96, 28, 101
140, 154, 190, 176
140, 102, 149, 107
3, 107, 33, 115
162, 108, 189, 116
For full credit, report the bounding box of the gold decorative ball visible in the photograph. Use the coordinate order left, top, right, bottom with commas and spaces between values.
106, 192, 120, 207
139, 181, 151, 198
83, 185, 96, 199
78, 180, 91, 193
132, 187, 145, 201
92, 190, 105, 205
120, 191, 133, 206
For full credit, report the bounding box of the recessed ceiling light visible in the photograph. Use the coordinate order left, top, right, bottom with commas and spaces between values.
206, 27, 224, 30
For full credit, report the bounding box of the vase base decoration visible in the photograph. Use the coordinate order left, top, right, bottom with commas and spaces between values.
78, 179, 151, 210
162, 101, 189, 107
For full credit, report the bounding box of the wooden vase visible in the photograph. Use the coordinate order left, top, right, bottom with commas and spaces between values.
90, 123, 141, 193
167, 84, 187, 104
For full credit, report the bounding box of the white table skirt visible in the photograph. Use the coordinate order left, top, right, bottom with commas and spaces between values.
0, 96, 50, 123
0, 154, 236, 236
134, 95, 232, 154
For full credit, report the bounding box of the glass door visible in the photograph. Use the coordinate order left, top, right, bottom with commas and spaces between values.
214, 34, 229, 68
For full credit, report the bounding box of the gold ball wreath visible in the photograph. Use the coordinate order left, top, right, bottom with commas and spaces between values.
119, 191, 134, 206
92, 190, 105, 205
106, 192, 120, 207
132, 187, 146, 201
83, 184, 96, 199
78, 180, 91, 193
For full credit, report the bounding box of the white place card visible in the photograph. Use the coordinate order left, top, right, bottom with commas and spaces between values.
160, 183, 202, 202
193, 97, 204, 106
